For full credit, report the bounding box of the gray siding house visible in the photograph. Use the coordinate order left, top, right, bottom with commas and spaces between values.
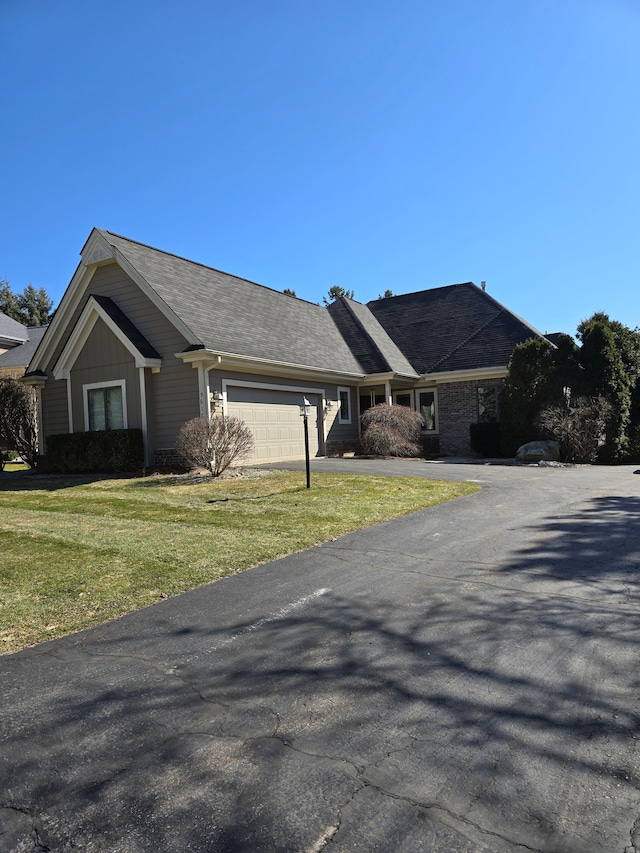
25, 229, 547, 465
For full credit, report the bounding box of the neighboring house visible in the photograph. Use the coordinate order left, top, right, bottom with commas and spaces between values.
25, 228, 548, 466
0, 318, 48, 379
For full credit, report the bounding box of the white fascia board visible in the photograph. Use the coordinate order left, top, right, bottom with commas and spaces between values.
0, 334, 27, 348
53, 296, 162, 379
419, 366, 508, 384
357, 371, 418, 387
175, 349, 365, 382
28, 261, 96, 373
30, 228, 199, 373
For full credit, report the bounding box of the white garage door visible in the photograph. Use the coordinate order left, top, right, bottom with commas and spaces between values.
226, 387, 321, 463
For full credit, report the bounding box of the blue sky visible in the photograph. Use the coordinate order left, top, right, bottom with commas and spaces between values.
1, 0, 639, 337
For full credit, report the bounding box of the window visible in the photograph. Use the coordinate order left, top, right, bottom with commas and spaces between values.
337, 387, 351, 423
395, 394, 411, 408
419, 390, 437, 431
84, 381, 127, 431
477, 387, 499, 423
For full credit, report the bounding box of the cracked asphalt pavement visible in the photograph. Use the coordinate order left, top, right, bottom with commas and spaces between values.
2, 459, 640, 852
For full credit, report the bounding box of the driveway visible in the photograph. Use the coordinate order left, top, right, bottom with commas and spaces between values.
1, 460, 639, 852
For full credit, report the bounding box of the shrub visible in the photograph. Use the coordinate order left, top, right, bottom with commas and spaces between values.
536, 396, 612, 463
360, 404, 423, 458
46, 429, 144, 473
0, 379, 39, 468
470, 422, 502, 457
176, 415, 254, 477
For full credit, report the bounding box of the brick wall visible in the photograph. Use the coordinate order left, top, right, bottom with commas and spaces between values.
437, 378, 504, 456
0, 366, 26, 380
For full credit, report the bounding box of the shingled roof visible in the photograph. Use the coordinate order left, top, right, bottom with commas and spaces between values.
99, 230, 366, 376
0, 312, 27, 348
367, 283, 545, 374
327, 298, 418, 377
0, 325, 47, 368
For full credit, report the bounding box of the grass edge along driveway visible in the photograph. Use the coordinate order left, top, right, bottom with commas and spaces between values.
0, 469, 478, 654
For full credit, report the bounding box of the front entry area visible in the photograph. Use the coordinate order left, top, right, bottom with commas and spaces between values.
225, 385, 321, 463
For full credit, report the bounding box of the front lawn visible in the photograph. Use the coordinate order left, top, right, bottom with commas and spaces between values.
0, 469, 478, 654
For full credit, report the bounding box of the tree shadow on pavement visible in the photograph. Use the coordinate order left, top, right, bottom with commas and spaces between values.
2, 495, 640, 852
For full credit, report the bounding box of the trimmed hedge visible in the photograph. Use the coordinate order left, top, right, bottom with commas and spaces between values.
46, 429, 144, 473
470, 422, 502, 458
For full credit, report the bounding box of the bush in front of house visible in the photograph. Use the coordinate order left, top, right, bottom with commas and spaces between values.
536, 396, 612, 463
46, 429, 144, 473
176, 415, 254, 477
470, 422, 502, 457
360, 403, 423, 458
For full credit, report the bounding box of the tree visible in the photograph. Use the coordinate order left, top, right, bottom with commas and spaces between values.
322, 285, 355, 305
499, 338, 560, 456
0, 281, 20, 321
0, 280, 53, 326
537, 396, 612, 463
0, 379, 39, 468
377, 289, 394, 299
176, 415, 254, 477
578, 319, 632, 461
500, 314, 640, 463
283, 288, 297, 297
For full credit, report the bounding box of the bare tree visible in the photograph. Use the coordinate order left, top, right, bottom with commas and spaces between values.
0, 379, 39, 468
176, 415, 254, 477
537, 396, 612, 463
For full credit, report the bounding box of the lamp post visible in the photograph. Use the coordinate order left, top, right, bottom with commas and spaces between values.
299, 396, 312, 489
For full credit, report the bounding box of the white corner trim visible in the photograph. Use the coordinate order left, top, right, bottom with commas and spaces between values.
139, 368, 149, 466
82, 379, 128, 431
67, 378, 74, 433
53, 295, 161, 379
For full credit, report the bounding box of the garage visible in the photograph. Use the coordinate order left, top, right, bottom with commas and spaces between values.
225, 385, 321, 463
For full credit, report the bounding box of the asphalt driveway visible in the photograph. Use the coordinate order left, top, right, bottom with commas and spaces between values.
2, 460, 639, 852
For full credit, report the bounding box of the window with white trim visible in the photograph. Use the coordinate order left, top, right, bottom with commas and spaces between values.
84, 381, 127, 431
338, 387, 351, 424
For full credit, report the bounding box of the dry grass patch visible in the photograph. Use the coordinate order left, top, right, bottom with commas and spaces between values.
0, 469, 478, 653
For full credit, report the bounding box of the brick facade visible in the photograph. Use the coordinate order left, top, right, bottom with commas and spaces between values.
437, 378, 504, 456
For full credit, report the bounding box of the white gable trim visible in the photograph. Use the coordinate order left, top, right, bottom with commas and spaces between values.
53, 295, 161, 380
29, 228, 200, 373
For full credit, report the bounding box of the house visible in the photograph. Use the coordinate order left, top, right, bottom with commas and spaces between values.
0, 314, 48, 379
25, 228, 548, 467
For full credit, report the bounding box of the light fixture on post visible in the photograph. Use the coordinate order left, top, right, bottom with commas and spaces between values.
209, 390, 222, 413
299, 396, 312, 489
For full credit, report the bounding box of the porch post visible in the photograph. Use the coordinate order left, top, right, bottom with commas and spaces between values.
385, 381, 392, 405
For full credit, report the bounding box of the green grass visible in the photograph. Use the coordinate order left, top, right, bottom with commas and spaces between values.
0, 469, 479, 654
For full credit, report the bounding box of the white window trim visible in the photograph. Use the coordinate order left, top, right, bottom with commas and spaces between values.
393, 390, 414, 408
417, 387, 439, 434
337, 386, 352, 424
83, 379, 128, 431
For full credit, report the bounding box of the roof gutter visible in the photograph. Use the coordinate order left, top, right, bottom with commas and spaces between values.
175, 348, 366, 383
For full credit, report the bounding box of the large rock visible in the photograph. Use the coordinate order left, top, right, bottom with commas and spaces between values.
516, 440, 561, 462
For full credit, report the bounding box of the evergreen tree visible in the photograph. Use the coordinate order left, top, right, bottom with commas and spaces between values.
322, 284, 355, 305
0, 281, 53, 326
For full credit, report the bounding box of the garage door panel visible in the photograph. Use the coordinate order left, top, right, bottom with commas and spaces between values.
226, 386, 320, 463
